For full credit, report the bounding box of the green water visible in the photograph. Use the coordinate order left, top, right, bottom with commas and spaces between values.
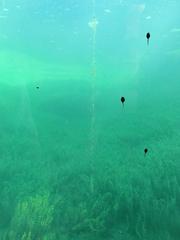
0, 0, 180, 239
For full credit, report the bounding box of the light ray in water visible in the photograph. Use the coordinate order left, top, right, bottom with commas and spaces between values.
89, 0, 98, 194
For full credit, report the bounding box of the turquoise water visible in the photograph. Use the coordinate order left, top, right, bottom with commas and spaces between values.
0, 0, 180, 239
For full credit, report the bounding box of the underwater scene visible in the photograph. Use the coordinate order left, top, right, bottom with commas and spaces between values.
0, 0, 180, 239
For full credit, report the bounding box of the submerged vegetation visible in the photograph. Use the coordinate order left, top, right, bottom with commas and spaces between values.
0, 81, 180, 239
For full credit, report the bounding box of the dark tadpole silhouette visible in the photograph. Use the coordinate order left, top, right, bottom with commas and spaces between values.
144, 148, 148, 156
121, 96, 125, 107
146, 32, 150, 45
36, 86, 39, 89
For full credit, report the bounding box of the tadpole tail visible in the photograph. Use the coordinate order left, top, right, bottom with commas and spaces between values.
121, 103, 124, 112
147, 39, 149, 46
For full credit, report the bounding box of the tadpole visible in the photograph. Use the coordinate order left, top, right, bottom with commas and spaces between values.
144, 148, 148, 156
146, 32, 150, 45
121, 96, 125, 108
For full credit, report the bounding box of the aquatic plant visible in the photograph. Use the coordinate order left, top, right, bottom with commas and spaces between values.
8, 192, 54, 239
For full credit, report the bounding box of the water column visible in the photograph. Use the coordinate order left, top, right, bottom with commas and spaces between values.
88, 0, 98, 194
